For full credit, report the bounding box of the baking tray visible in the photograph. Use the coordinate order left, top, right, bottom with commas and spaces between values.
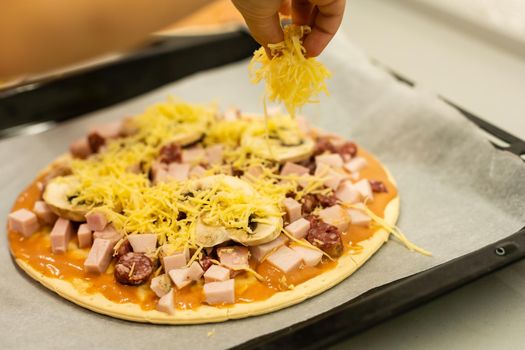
0, 30, 524, 349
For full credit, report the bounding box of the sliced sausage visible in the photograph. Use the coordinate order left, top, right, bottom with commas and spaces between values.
114, 239, 132, 259
337, 141, 358, 161
159, 143, 182, 164
369, 180, 388, 193
306, 216, 343, 257
114, 252, 153, 285
87, 132, 106, 153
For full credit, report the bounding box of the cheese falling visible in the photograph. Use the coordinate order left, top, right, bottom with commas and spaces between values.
249, 25, 332, 117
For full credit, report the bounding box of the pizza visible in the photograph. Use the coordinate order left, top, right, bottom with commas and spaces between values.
7, 98, 409, 323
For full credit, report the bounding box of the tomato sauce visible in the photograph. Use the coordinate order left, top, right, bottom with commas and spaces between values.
8, 149, 396, 310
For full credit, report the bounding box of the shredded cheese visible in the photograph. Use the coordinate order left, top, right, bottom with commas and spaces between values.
249, 25, 331, 117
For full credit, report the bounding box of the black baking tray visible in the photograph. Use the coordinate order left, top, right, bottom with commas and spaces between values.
1, 30, 524, 349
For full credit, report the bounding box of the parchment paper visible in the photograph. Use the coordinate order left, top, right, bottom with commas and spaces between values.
1, 33, 524, 349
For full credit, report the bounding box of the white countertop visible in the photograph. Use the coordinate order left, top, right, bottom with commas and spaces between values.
331, 1, 525, 348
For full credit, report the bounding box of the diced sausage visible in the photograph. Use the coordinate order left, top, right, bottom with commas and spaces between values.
85, 211, 107, 231
266, 246, 303, 273
8, 209, 40, 237
200, 255, 214, 271
301, 193, 337, 215
290, 245, 323, 267
353, 179, 373, 200
205, 144, 223, 165
369, 180, 388, 193
306, 216, 343, 257
156, 289, 175, 315
168, 268, 192, 290
347, 208, 371, 227
50, 218, 73, 254
313, 137, 338, 156
280, 162, 310, 177
158, 143, 182, 164
249, 235, 289, 262
150, 274, 172, 298
285, 218, 311, 239
114, 252, 153, 286
335, 181, 360, 204
168, 163, 190, 181
69, 137, 92, 159
187, 261, 204, 281
181, 147, 206, 164
217, 246, 250, 270
32, 201, 57, 225
282, 197, 302, 223
127, 233, 157, 253
343, 156, 367, 173
84, 238, 117, 273
162, 247, 189, 273
203, 265, 230, 283
77, 223, 93, 249
203, 279, 235, 305
315, 153, 344, 169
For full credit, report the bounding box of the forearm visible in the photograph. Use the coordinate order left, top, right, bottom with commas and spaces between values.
0, 0, 210, 78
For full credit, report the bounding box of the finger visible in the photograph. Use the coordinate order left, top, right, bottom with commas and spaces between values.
232, 2, 284, 49
303, 0, 345, 57
291, 0, 313, 25
279, 0, 292, 16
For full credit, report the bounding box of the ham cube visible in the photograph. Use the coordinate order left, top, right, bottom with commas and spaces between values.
297, 174, 314, 189
285, 218, 310, 239
90, 120, 122, 139
93, 225, 122, 245
266, 246, 303, 273
335, 181, 361, 204
315, 153, 344, 169
182, 147, 206, 164
203, 265, 230, 282
291, 245, 323, 267
343, 157, 367, 173
205, 144, 223, 165
8, 209, 40, 237
249, 235, 289, 262
167, 163, 190, 181
84, 238, 116, 273
127, 233, 157, 253
85, 211, 107, 231
32, 201, 57, 225
162, 248, 190, 272
282, 197, 302, 223
204, 279, 235, 305
188, 261, 204, 281
296, 116, 310, 134
156, 289, 175, 315
348, 208, 371, 227
353, 179, 373, 200
315, 164, 346, 190
319, 205, 350, 232
168, 268, 192, 290
245, 165, 264, 179
50, 218, 73, 254
77, 223, 93, 249
280, 162, 310, 177
151, 162, 169, 184
217, 246, 250, 269
189, 165, 206, 178
223, 108, 240, 121
69, 137, 92, 159
150, 274, 172, 298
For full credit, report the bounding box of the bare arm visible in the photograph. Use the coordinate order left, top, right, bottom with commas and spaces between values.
0, 0, 210, 78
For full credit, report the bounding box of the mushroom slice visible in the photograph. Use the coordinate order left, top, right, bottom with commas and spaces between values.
241, 116, 315, 163
43, 176, 89, 222
194, 219, 231, 247
191, 175, 282, 247
228, 212, 282, 246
